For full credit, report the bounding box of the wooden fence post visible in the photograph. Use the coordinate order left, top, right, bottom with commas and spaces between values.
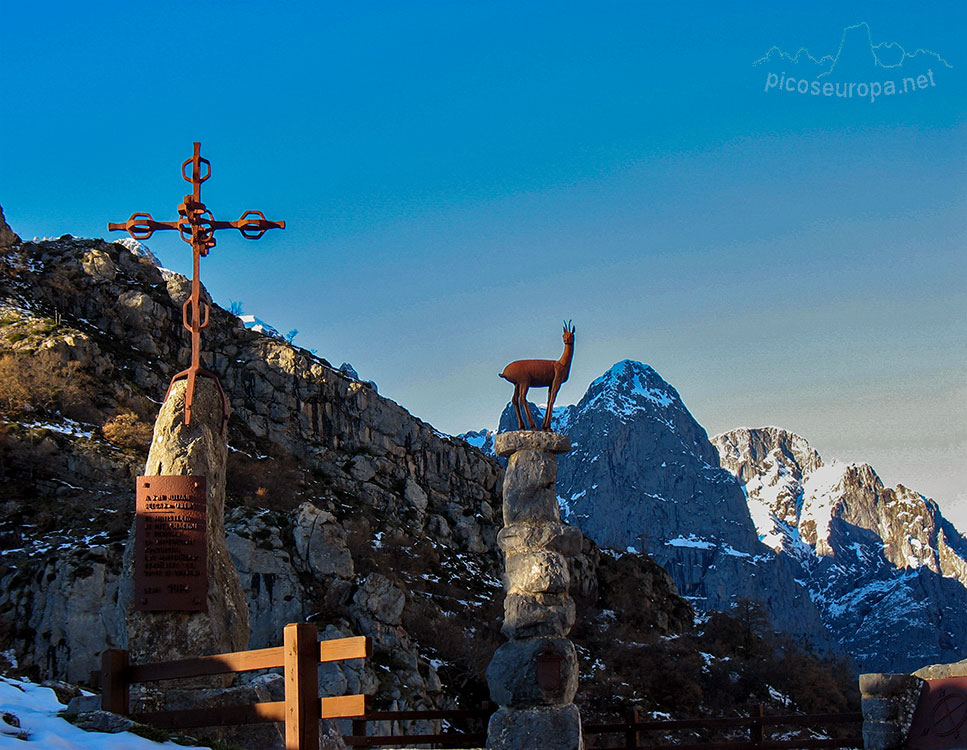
100, 648, 129, 715
749, 703, 764, 747
284, 622, 320, 750
625, 706, 641, 749
351, 717, 368, 747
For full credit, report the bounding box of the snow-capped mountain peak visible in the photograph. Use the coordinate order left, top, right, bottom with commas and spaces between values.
580, 360, 681, 420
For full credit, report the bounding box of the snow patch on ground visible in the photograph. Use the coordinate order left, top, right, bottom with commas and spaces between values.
19, 419, 94, 439
0, 675, 211, 748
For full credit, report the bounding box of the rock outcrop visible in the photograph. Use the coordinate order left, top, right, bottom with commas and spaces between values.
0, 206, 19, 249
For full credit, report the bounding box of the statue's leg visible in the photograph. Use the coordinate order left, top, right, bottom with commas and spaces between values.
513, 384, 526, 430
543, 379, 561, 430
521, 385, 537, 430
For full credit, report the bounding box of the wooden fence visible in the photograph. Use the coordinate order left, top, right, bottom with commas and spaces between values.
345, 703, 494, 748
99, 633, 862, 750
583, 705, 864, 749
340, 704, 862, 749
99, 622, 371, 750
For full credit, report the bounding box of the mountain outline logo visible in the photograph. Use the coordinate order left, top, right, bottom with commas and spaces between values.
754, 22, 952, 102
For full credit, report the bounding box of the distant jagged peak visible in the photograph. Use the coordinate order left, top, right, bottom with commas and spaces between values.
712, 426, 823, 484
578, 359, 684, 420
715, 426, 967, 576
457, 427, 496, 456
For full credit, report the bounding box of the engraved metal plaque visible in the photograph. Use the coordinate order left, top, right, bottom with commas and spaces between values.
908, 677, 967, 749
135, 475, 207, 612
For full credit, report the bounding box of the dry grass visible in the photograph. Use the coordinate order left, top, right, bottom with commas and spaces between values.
102, 411, 154, 449
0, 353, 96, 422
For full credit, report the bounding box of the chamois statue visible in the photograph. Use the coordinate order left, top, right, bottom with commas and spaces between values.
500, 321, 576, 431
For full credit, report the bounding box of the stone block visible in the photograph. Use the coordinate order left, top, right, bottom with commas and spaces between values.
403, 477, 428, 511
505, 450, 557, 491
506, 550, 570, 594
503, 489, 561, 526
913, 658, 967, 680
352, 573, 405, 626
860, 672, 922, 698
862, 696, 898, 722
67, 695, 101, 714
121, 378, 249, 673
495, 430, 572, 457
503, 452, 561, 525
862, 721, 904, 750
487, 703, 583, 750
487, 637, 579, 707
73, 711, 134, 734
502, 593, 575, 639
498, 523, 584, 556
291, 502, 354, 580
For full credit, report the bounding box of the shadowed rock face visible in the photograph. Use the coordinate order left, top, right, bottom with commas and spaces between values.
713, 426, 967, 672
0, 205, 20, 249
497, 361, 831, 650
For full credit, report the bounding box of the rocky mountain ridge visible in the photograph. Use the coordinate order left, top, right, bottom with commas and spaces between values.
0, 232, 700, 727
713, 427, 967, 672
463, 363, 967, 672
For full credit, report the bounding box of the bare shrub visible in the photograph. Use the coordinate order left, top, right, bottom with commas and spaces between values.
0, 353, 95, 421
102, 411, 154, 449
226, 450, 305, 510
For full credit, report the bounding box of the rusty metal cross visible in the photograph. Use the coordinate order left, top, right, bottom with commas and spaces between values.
109, 142, 285, 430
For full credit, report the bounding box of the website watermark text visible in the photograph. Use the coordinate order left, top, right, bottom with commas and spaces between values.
764, 69, 937, 103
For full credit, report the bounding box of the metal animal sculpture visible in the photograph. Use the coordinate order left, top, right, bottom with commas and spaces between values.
500, 321, 576, 431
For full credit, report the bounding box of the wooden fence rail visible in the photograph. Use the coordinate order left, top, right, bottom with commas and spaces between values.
344, 703, 495, 748
340, 704, 861, 749
99, 622, 372, 750
582, 706, 863, 750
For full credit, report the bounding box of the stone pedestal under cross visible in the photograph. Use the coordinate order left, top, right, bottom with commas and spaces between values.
118, 378, 249, 668
486, 430, 584, 750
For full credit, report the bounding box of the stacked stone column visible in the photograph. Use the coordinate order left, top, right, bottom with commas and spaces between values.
486, 431, 584, 750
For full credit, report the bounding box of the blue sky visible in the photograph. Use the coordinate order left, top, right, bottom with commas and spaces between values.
2, 1, 965, 526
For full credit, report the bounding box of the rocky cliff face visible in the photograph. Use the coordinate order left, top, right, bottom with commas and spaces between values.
713, 427, 967, 672
489, 361, 831, 649
0, 235, 693, 718
0, 206, 19, 249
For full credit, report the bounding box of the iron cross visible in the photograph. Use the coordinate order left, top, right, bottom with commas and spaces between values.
109, 142, 285, 430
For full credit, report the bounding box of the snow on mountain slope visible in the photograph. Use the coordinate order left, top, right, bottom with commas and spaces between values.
713, 427, 967, 672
